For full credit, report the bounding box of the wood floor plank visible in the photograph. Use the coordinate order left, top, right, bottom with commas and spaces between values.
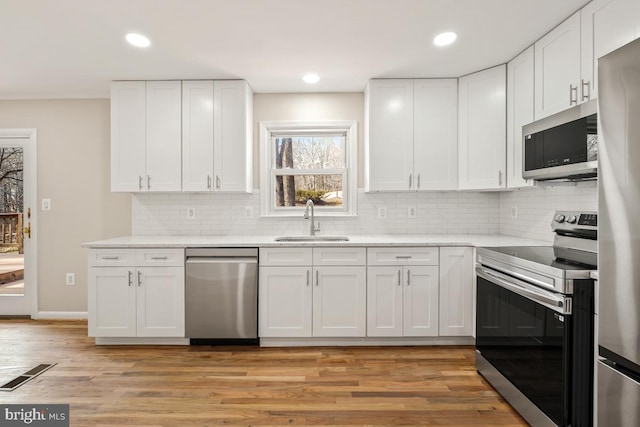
0, 319, 527, 426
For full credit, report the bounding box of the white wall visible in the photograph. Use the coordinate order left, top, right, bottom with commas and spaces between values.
0, 99, 131, 312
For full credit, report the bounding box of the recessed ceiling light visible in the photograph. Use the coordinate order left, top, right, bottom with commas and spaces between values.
303, 73, 320, 84
433, 32, 457, 47
126, 33, 151, 48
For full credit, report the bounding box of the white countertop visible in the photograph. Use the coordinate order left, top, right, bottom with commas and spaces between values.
83, 234, 549, 249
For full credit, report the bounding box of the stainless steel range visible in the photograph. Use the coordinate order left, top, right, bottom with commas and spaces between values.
475, 211, 597, 427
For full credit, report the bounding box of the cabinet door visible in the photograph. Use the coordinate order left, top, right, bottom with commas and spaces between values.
581, 0, 640, 100
313, 267, 366, 337
413, 79, 458, 190
367, 266, 403, 337
534, 11, 581, 119
88, 267, 136, 337
507, 47, 535, 189
259, 267, 312, 337
213, 80, 253, 193
110, 81, 146, 192
145, 81, 182, 192
403, 266, 439, 337
136, 267, 185, 337
439, 247, 474, 337
458, 65, 507, 190
182, 80, 214, 192
365, 79, 414, 191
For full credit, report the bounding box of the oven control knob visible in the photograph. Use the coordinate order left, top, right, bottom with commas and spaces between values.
554, 214, 566, 223
567, 215, 577, 224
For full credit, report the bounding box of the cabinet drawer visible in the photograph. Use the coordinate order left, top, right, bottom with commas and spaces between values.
88, 249, 136, 267
313, 247, 366, 266
136, 248, 184, 267
367, 247, 439, 266
260, 248, 313, 266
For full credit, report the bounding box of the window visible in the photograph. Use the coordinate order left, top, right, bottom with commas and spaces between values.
260, 121, 357, 216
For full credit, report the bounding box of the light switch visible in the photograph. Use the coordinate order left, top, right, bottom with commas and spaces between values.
187, 207, 196, 219
42, 199, 51, 211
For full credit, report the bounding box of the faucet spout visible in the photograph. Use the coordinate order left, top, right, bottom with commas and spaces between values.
304, 199, 319, 236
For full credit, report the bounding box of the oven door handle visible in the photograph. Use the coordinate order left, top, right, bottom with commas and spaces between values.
476, 266, 571, 315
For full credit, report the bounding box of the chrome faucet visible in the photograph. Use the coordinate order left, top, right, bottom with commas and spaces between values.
304, 199, 320, 236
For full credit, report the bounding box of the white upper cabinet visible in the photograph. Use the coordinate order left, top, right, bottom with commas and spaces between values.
213, 80, 253, 193
413, 79, 458, 191
111, 81, 182, 192
458, 65, 507, 190
507, 47, 535, 189
534, 12, 582, 120
110, 81, 146, 192
145, 81, 182, 192
365, 79, 414, 191
182, 80, 214, 192
581, 0, 640, 100
365, 79, 458, 192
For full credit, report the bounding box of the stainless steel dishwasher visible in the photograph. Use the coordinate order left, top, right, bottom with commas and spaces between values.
185, 248, 258, 344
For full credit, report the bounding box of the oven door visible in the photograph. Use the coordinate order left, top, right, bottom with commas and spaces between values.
476, 266, 572, 426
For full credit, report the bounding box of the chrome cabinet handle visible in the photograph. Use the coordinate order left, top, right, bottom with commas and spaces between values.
150, 256, 168, 260
417, 174, 421, 190
102, 256, 119, 260
207, 175, 212, 190
315, 270, 319, 287
569, 85, 578, 105
581, 79, 590, 101
498, 170, 503, 186
397, 270, 401, 287
128, 270, 133, 287
147, 175, 151, 190
407, 270, 411, 286
306, 270, 310, 287
216, 176, 221, 190
409, 174, 412, 189
138, 176, 143, 190
137, 270, 142, 286
395, 255, 412, 259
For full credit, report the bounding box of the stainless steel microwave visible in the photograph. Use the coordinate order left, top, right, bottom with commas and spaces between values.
522, 99, 597, 181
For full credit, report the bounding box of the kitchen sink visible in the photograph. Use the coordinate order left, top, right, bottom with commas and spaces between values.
274, 235, 350, 242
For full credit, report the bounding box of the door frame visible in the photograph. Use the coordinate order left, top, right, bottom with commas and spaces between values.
0, 129, 37, 317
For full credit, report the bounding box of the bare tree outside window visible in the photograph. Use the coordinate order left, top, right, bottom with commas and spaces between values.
0, 147, 24, 255
273, 135, 345, 208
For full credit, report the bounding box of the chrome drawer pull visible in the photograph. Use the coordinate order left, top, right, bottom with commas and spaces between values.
150, 256, 168, 260
101, 256, 119, 260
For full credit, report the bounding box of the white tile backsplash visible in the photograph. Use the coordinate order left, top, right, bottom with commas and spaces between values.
132, 183, 597, 240
132, 190, 501, 236
499, 181, 597, 243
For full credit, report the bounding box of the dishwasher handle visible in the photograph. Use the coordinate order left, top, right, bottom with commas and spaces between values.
186, 257, 257, 264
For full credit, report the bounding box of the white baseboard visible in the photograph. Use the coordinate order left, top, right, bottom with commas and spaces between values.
35, 311, 88, 320
259, 336, 475, 347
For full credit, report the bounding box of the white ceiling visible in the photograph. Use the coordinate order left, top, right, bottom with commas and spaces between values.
1, 0, 591, 99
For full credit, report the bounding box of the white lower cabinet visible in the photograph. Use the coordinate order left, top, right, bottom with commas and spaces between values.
313, 267, 367, 337
88, 249, 185, 338
439, 247, 474, 337
259, 266, 312, 337
258, 247, 367, 338
367, 266, 439, 337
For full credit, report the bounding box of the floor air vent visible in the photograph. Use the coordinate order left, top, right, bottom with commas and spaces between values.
0, 363, 56, 391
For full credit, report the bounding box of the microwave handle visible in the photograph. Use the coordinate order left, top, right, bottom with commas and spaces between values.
476, 266, 571, 315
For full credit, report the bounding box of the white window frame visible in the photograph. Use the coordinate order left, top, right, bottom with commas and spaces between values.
259, 120, 358, 217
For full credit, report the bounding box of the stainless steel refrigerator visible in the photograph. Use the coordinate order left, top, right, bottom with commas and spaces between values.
598, 36, 640, 426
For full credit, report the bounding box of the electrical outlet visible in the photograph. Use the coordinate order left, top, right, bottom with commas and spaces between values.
408, 206, 416, 218
42, 199, 51, 211
511, 206, 518, 219
66, 273, 75, 286
245, 206, 253, 218
187, 207, 196, 219
377, 207, 387, 219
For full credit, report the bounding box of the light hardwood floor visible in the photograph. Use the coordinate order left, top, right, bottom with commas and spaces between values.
0, 320, 526, 426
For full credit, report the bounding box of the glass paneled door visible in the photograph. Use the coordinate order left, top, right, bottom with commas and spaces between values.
0, 130, 36, 316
